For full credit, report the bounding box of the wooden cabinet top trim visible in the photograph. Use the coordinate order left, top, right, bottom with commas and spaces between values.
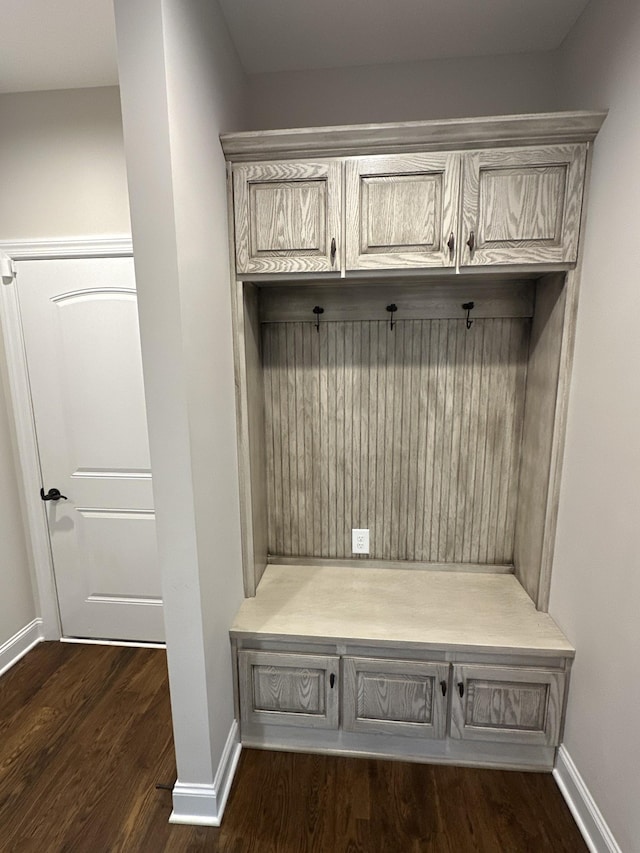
230, 565, 575, 658
220, 111, 606, 162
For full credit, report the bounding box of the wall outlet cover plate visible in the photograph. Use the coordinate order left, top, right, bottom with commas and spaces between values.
352, 528, 370, 554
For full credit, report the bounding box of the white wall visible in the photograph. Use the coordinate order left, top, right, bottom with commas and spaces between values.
0, 319, 35, 647
549, 2, 640, 851
0, 86, 131, 651
0, 87, 130, 240
247, 51, 558, 129
114, 0, 246, 819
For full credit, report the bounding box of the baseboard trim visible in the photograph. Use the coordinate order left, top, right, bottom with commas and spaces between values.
169, 720, 242, 826
60, 637, 166, 649
0, 618, 44, 678
554, 744, 621, 853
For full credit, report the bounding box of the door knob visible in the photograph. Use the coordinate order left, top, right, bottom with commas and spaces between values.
40, 487, 68, 501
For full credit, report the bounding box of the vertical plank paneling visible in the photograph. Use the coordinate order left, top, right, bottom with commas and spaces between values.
342, 323, 353, 558
431, 320, 448, 560
371, 323, 384, 557
293, 323, 305, 555
310, 324, 321, 555
327, 322, 337, 558
263, 326, 275, 556
263, 318, 529, 565
279, 324, 291, 554
413, 321, 429, 561
390, 323, 403, 558
287, 325, 299, 556
471, 322, 492, 564
319, 323, 329, 557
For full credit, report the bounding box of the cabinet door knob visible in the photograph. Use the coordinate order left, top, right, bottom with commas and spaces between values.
330, 237, 337, 265
447, 232, 455, 255
466, 231, 475, 254
458, 681, 464, 698
440, 679, 447, 697
329, 672, 336, 689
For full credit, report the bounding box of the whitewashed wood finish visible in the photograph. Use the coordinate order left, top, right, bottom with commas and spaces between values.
240, 724, 557, 771
231, 566, 575, 657
228, 161, 259, 599
269, 556, 513, 573
260, 280, 535, 323
346, 153, 460, 270
238, 650, 339, 729
262, 317, 529, 564
515, 274, 567, 605
461, 145, 587, 266
343, 657, 449, 738
534, 267, 585, 611
220, 111, 606, 162
449, 664, 565, 746
233, 160, 341, 274
243, 283, 269, 593
230, 278, 257, 597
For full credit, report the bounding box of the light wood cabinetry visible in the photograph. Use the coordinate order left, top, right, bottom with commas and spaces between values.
231, 566, 574, 769
229, 128, 594, 276
343, 657, 449, 738
345, 153, 460, 270
460, 145, 587, 266
236, 648, 566, 751
233, 160, 341, 274
449, 664, 565, 747
222, 113, 604, 771
238, 649, 339, 729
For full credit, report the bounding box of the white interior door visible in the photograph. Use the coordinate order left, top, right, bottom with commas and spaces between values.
16, 257, 164, 642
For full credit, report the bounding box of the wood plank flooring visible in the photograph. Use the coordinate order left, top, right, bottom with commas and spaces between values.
0, 643, 587, 852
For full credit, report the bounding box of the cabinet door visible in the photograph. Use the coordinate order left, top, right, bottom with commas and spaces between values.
343, 657, 449, 738
238, 650, 339, 729
233, 160, 342, 275
345, 153, 461, 270
450, 664, 565, 746
460, 144, 587, 266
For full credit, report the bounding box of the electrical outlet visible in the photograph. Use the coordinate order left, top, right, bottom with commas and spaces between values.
352, 528, 370, 554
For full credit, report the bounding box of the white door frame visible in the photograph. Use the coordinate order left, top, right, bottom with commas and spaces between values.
0, 237, 133, 640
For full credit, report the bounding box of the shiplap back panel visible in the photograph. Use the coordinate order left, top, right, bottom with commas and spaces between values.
263, 318, 529, 564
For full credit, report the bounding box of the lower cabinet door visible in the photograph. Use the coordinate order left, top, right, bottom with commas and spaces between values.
343, 657, 449, 738
450, 664, 565, 746
238, 650, 340, 729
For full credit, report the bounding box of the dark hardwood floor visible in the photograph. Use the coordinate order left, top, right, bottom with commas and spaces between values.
0, 643, 587, 852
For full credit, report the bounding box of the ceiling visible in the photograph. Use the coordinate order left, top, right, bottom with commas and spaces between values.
0, 0, 589, 94
0, 0, 119, 94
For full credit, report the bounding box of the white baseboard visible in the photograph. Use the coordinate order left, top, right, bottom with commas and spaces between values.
169, 720, 242, 826
554, 744, 622, 853
0, 618, 44, 678
60, 637, 166, 649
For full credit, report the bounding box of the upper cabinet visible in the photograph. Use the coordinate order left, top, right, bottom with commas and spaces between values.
460, 144, 587, 266
345, 153, 460, 270
223, 113, 605, 277
233, 160, 342, 275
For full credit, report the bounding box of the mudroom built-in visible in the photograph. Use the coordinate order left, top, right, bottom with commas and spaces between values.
222, 111, 603, 770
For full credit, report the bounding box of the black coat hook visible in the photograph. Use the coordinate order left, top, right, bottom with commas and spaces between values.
312, 305, 324, 332
462, 301, 475, 330
386, 303, 398, 330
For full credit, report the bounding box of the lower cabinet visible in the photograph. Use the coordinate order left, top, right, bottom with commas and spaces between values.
449, 664, 565, 747
238, 650, 340, 729
236, 649, 568, 762
343, 657, 449, 739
